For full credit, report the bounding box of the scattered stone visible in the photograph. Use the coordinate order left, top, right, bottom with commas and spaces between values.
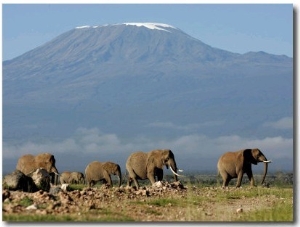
152, 181, 163, 188
2, 180, 187, 215
236, 206, 243, 213
26, 203, 38, 210
61, 184, 70, 192
49, 186, 62, 195
2, 189, 10, 202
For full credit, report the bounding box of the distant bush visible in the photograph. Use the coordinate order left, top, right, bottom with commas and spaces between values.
164, 171, 293, 187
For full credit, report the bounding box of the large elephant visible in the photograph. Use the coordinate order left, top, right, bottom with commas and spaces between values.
85, 161, 122, 188
16, 153, 59, 185
217, 148, 271, 188
126, 149, 182, 189
60, 171, 85, 184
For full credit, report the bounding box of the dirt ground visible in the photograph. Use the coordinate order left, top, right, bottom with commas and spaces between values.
2, 181, 293, 222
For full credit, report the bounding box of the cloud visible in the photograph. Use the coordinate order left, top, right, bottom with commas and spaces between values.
263, 117, 293, 129
146, 122, 179, 129
146, 121, 224, 130
2, 127, 293, 172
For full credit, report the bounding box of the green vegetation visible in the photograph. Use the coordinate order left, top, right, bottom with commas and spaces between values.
3, 213, 135, 222
235, 202, 293, 222
19, 196, 33, 207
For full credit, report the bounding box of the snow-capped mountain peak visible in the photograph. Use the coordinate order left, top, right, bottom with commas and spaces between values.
75, 22, 176, 32
123, 22, 176, 32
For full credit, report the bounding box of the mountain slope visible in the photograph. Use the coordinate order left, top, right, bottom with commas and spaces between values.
3, 23, 291, 105
2, 23, 293, 172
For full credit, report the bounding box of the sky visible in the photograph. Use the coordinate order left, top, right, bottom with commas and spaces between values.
2, 3, 293, 61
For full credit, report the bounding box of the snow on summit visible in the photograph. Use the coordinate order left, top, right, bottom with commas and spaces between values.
123, 23, 176, 31
75, 23, 176, 32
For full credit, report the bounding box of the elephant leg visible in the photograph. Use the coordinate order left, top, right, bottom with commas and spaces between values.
236, 172, 244, 187
127, 169, 140, 189
127, 177, 132, 187
147, 171, 156, 185
155, 169, 163, 182
127, 175, 140, 189
219, 171, 229, 188
221, 173, 231, 188
133, 178, 140, 189
106, 177, 113, 187
245, 170, 255, 186
224, 177, 231, 188
102, 171, 112, 187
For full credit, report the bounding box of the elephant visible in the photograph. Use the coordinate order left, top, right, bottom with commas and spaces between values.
126, 149, 183, 189
70, 171, 85, 184
59, 171, 71, 184
16, 153, 59, 185
217, 148, 271, 188
85, 161, 122, 188
59, 171, 85, 184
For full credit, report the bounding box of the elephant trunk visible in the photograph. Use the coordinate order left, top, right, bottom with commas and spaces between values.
261, 161, 268, 184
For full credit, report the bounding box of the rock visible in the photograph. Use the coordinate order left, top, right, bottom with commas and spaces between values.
30, 168, 51, 192
171, 181, 185, 189
236, 207, 243, 213
49, 186, 62, 195
61, 184, 70, 192
26, 203, 38, 210
152, 181, 163, 188
3, 170, 38, 192
142, 189, 149, 196
2, 189, 10, 202
2, 180, 188, 218
59, 191, 73, 204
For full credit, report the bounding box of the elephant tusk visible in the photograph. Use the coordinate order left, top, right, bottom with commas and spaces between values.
170, 166, 184, 177
263, 160, 272, 163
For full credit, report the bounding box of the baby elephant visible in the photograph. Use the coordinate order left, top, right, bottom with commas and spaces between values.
85, 161, 122, 188
60, 171, 85, 184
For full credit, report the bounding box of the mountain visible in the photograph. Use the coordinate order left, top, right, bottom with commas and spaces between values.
2, 23, 293, 173
3, 23, 291, 104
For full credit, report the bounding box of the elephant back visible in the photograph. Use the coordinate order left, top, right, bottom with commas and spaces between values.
16, 154, 36, 175
126, 151, 147, 166
85, 161, 102, 181
126, 151, 148, 179
16, 153, 58, 176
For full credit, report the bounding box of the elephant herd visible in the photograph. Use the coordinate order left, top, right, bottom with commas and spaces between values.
15, 148, 272, 189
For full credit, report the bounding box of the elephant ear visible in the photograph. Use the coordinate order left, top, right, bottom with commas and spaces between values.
147, 151, 163, 169
49, 154, 56, 165
110, 163, 119, 175
243, 149, 258, 165
103, 169, 110, 180
161, 149, 171, 167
